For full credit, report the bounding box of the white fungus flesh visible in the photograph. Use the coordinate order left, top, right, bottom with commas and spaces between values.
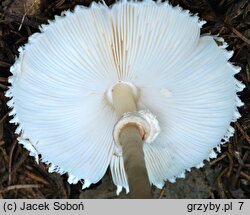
6, 0, 244, 194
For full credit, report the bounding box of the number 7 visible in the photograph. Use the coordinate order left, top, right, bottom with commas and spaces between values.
238, 202, 244, 210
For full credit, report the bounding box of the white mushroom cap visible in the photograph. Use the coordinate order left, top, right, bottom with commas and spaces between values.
6, 0, 244, 194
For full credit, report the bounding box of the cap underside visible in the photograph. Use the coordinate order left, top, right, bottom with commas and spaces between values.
6, 0, 244, 193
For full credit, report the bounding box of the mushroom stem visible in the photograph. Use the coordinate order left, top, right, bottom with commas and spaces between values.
112, 83, 137, 118
120, 125, 152, 198
112, 83, 152, 198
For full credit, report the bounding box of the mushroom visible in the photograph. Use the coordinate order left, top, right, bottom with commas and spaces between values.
6, 0, 244, 198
